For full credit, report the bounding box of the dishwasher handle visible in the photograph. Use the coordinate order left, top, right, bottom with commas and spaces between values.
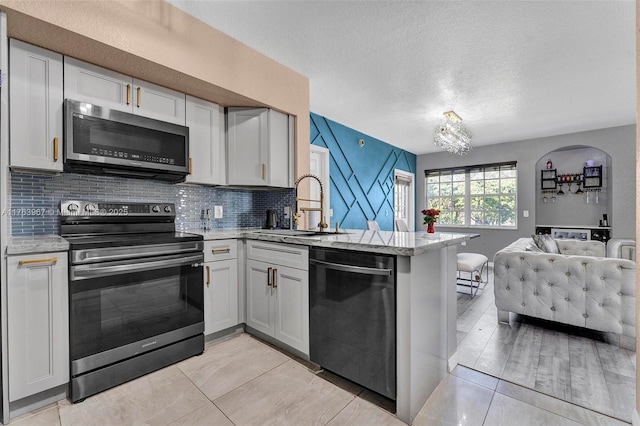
310, 258, 392, 276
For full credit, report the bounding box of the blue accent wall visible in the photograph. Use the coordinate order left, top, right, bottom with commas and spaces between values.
310, 113, 417, 231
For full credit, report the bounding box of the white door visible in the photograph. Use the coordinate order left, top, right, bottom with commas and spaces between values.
185, 96, 225, 185
7, 254, 68, 401
10, 40, 64, 172
309, 145, 330, 229
227, 108, 268, 186
64, 57, 132, 113
394, 170, 415, 231
273, 266, 309, 355
245, 259, 274, 336
204, 259, 239, 335
133, 79, 186, 125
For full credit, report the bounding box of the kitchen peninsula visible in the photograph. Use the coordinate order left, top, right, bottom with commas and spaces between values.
196, 228, 474, 424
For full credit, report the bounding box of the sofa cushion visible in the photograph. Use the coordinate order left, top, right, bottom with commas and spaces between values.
532, 234, 560, 254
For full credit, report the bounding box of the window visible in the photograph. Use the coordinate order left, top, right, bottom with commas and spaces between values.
425, 162, 517, 228
394, 170, 414, 230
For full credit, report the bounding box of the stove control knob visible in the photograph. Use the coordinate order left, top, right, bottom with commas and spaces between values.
152, 205, 160, 213
67, 203, 80, 213
164, 205, 172, 213
84, 203, 97, 213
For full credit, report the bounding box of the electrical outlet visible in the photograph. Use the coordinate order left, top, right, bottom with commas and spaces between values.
214, 205, 223, 219
523, 210, 529, 218
284, 206, 290, 218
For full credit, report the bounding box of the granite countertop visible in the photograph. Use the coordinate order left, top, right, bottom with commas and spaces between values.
7, 235, 69, 255
7, 229, 474, 257
193, 228, 475, 256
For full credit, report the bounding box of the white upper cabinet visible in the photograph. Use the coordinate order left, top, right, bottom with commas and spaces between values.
227, 108, 294, 187
132, 79, 185, 125
64, 57, 185, 124
185, 96, 226, 185
9, 39, 64, 172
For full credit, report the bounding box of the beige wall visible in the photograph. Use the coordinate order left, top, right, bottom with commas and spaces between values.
0, 0, 310, 181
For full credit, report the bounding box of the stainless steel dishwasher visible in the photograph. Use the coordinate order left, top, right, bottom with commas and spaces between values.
309, 247, 396, 400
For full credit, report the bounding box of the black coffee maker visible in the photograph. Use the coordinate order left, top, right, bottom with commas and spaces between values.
266, 209, 278, 229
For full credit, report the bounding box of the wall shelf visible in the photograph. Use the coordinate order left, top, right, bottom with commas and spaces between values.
541, 169, 557, 189
583, 165, 602, 188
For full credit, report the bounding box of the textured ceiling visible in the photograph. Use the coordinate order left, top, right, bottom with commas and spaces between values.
167, 0, 635, 155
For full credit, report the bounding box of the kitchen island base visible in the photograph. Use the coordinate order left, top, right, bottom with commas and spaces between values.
396, 244, 457, 424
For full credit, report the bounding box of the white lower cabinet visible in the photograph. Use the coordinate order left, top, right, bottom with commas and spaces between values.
7, 253, 68, 401
203, 240, 239, 335
245, 241, 309, 355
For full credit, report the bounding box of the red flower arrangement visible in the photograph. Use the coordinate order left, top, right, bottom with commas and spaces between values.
421, 208, 441, 225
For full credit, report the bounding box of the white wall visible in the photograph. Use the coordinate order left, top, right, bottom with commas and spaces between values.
416, 125, 635, 259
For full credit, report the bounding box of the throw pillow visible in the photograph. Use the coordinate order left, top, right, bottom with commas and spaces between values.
531, 234, 560, 254
525, 244, 543, 253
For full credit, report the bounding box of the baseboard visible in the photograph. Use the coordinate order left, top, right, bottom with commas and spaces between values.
448, 351, 459, 372
632, 408, 640, 426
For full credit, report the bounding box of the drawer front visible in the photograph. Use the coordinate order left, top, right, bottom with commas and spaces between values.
246, 240, 308, 270
204, 239, 238, 262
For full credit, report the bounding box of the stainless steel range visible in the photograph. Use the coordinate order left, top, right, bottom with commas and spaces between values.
60, 200, 204, 402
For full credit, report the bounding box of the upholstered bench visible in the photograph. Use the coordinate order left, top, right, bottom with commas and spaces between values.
457, 252, 489, 297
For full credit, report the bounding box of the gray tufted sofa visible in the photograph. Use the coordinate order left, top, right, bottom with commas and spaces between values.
493, 238, 636, 350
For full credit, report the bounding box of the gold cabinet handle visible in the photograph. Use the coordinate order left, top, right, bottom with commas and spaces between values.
272, 268, 277, 289
267, 267, 272, 287
189, 158, 193, 174
206, 265, 210, 288
212, 248, 231, 254
136, 87, 141, 108
53, 137, 59, 162
19, 257, 58, 266
261, 163, 266, 180
126, 84, 131, 105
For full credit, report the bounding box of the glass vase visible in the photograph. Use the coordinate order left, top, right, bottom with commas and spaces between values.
427, 222, 435, 233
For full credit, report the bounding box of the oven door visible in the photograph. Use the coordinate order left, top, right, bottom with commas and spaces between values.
69, 252, 204, 376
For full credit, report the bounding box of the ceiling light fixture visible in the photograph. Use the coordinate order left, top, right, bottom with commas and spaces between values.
433, 110, 472, 155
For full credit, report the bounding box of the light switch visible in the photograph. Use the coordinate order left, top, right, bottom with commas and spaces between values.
214, 205, 223, 219
523, 210, 529, 218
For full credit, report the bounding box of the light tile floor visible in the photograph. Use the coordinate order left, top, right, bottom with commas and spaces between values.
456, 266, 636, 424
9, 332, 630, 425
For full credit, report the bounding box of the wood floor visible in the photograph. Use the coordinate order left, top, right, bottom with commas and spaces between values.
456, 266, 637, 423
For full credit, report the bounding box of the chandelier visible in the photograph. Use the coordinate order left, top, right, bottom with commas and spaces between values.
433, 111, 472, 155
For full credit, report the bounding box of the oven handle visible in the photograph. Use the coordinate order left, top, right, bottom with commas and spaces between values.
72, 242, 204, 264
310, 259, 392, 276
71, 253, 203, 280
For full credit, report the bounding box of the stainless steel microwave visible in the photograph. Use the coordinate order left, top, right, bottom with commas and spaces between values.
64, 99, 189, 182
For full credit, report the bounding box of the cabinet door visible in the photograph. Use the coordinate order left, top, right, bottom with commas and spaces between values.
245, 259, 274, 336
273, 266, 309, 355
204, 259, 239, 335
268, 110, 293, 188
7, 254, 68, 401
64, 57, 131, 112
10, 40, 64, 172
227, 108, 268, 185
133, 79, 186, 125
185, 96, 225, 185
